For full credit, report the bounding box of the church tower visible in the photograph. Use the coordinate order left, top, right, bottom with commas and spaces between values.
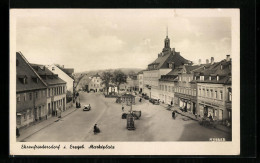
163, 27, 171, 52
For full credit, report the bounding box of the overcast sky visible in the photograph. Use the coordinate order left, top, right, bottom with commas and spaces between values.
13, 9, 232, 72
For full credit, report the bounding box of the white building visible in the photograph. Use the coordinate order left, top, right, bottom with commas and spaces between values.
46, 64, 74, 94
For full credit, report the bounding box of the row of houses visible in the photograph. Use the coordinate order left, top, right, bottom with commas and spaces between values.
137, 34, 232, 122
16, 52, 75, 129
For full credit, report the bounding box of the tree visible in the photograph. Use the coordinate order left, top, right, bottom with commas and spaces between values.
66, 90, 73, 103
101, 71, 113, 95
112, 70, 127, 94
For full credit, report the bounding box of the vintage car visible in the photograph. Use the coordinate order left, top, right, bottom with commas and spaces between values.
152, 99, 160, 105
144, 95, 149, 100
83, 105, 91, 111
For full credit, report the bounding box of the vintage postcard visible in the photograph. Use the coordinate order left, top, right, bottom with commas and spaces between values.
10, 9, 240, 155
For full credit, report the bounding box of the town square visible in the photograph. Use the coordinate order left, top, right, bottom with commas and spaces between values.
14, 9, 232, 142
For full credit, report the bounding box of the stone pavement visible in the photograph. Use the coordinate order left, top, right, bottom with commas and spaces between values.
17, 105, 78, 142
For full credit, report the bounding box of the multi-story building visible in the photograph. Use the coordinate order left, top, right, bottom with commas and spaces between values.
86, 73, 103, 92
194, 55, 232, 121
143, 33, 192, 99
138, 71, 144, 93
16, 52, 48, 129
126, 75, 139, 91
173, 65, 206, 114
31, 64, 67, 117
47, 64, 74, 94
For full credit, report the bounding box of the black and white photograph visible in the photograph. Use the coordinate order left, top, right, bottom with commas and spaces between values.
10, 9, 240, 155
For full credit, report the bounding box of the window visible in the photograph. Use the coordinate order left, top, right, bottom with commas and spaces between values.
164, 85, 167, 91
200, 76, 204, 81
35, 92, 38, 99
217, 76, 219, 81
228, 88, 232, 101
48, 89, 50, 97
209, 76, 211, 81
220, 91, 223, 100
199, 88, 201, 96
168, 86, 170, 92
207, 89, 209, 97
188, 77, 191, 82
29, 93, 32, 100
39, 90, 41, 98
17, 94, 20, 103
179, 76, 181, 81
211, 90, 213, 98
24, 93, 26, 101
215, 91, 218, 99
24, 113, 27, 121
172, 86, 174, 93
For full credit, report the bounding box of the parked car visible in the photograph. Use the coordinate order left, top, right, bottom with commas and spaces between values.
152, 99, 159, 105
149, 98, 155, 103
122, 113, 128, 119
144, 96, 149, 100
83, 105, 91, 111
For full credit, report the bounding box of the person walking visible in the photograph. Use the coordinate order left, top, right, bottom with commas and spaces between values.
16, 127, 20, 137
172, 111, 176, 119
171, 100, 173, 106
122, 105, 124, 112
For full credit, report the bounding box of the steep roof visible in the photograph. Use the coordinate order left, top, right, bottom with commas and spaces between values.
16, 52, 47, 92
194, 59, 232, 84
31, 63, 66, 86
55, 64, 75, 80
148, 50, 191, 70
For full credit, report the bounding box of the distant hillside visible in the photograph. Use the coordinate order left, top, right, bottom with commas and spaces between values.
74, 68, 143, 90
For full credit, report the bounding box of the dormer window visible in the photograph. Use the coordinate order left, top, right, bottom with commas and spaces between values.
209, 76, 211, 81
220, 64, 223, 70
217, 76, 219, 81
32, 77, 39, 83
200, 76, 204, 81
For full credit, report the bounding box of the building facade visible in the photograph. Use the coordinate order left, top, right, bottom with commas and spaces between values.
16, 52, 48, 129
195, 56, 232, 121
31, 64, 67, 117
138, 71, 144, 93
47, 64, 74, 94
87, 74, 103, 92
143, 33, 191, 99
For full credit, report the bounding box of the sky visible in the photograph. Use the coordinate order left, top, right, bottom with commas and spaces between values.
13, 9, 232, 73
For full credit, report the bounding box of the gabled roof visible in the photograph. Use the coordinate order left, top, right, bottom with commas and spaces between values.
16, 52, 47, 92
54, 64, 75, 80
31, 63, 66, 86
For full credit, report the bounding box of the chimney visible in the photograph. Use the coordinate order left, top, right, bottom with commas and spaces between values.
226, 55, 230, 61
211, 57, 214, 64
206, 59, 209, 64
198, 59, 201, 65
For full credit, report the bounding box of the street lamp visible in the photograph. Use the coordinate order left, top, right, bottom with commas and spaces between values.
126, 94, 135, 130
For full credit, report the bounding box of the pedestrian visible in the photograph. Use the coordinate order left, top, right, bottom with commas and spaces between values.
122, 105, 124, 112
16, 127, 20, 137
172, 111, 176, 119
171, 101, 173, 106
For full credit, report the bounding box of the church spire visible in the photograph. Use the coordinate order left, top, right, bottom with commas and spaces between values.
167, 26, 168, 37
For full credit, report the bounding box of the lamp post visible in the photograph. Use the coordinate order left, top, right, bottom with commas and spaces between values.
126, 94, 135, 130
